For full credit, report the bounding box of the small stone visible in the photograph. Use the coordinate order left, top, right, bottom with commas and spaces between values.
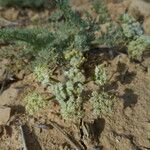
85, 81, 99, 91
0, 86, 19, 105
0, 106, 11, 125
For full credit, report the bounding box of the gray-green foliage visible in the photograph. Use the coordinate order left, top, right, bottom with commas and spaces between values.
64, 49, 85, 68
0, 0, 98, 75
33, 63, 50, 85
31, 48, 58, 84
51, 81, 84, 119
99, 22, 125, 47
50, 50, 85, 119
25, 92, 46, 115
90, 63, 113, 116
50, 8, 98, 51
94, 64, 107, 86
0, 28, 54, 49
99, 13, 143, 45
93, 0, 110, 24
120, 14, 150, 59
120, 13, 143, 39
90, 91, 112, 116
128, 36, 150, 59
98, 12, 149, 59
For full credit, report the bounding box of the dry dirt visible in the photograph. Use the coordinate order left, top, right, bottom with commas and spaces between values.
0, 0, 150, 150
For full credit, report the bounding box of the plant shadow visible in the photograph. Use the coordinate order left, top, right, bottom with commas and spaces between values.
116, 62, 136, 84
21, 124, 42, 150
92, 118, 105, 140
120, 88, 138, 109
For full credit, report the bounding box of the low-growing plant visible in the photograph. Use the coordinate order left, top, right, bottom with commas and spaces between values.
25, 92, 46, 115
51, 48, 114, 119
33, 63, 50, 85
98, 12, 150, 59
99, 22, 125, 47
93, 0, 110, 24
50, 49, 86, 119
94, 64, 107, 86
51, 82, 84, 119
120, 13, 143, 39
90, 91, 113, 116
64, 49, 86, 68
128, 36, 150, 59
89, 63, 113, 116
0, 0, 99, 75
1, 0, 148, 120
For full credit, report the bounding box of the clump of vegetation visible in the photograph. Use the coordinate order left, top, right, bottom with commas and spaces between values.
31, 48, 58, 85
94, 64, 107, 86
90, 91, 113, 116
128, 36, 150, 59
51, 82, 84, 119
93, 0, 110, 24
1, 0, 149, 120
99, 22, 125, 47
98, 12, 150, 59
64, 49, 85, 68
25, 92, 46, 115
33, 63, 50, 85
50, 50, 85, 119
0, 0, 98, 74
99, 13, 143, 47
89, 63, 113, 116
120, 13, 143, 38
49, 1, 98, 52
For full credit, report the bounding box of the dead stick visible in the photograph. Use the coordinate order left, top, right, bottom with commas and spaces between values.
49, 121, 83, 150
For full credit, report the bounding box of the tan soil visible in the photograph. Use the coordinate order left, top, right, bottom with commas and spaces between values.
0, 0, 150, 150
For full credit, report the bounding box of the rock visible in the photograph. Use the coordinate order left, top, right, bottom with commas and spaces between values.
143, 16, 150, 35
0, 106, 11, 125
0, 86, 19, 105
85, 81, 99, 91
128, 0, 150, 19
